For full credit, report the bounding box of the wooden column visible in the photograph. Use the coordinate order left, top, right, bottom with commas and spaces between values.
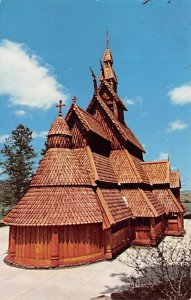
177, 213, 183, 232
150, 218, 156, 243
104, 229, 112, 259
9, 226, 16, 262
51, 226, 59, 267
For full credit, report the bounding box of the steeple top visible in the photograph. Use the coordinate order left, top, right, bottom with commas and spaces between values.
106, 29, 109, 48
56, 100, 65, 117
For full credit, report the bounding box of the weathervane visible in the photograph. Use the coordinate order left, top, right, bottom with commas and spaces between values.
56, 100, 65, 116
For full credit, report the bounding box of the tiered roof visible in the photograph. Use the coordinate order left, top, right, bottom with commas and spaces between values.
142, 161, 170, 185
121, 189, 164, 218
3, 112, 103, 226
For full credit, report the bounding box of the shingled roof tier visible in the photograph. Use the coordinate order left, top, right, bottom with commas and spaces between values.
66, 103, 110, 141
110, 150, 149, 184
142, 161, 170, 185
31, 148, 92, 187
153, 189, 184, 213
3, 187, 103, 226
170, 171, 181, 189
99, 188, 132, 222
48, 115, 72, 136
121, 189, 165, 218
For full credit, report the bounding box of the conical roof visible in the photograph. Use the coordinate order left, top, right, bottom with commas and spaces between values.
48, 115, 71, 136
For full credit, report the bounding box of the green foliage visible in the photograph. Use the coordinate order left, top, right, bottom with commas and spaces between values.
0, 124, 37, 208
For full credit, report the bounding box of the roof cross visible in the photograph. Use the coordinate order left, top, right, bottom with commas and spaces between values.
56, 100, 65, 116
72, 96, 78, 104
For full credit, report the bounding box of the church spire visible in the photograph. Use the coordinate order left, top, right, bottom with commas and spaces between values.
100, 31, 118, 91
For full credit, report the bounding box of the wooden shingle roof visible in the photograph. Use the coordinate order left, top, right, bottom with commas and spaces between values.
153, 189, 184, 213
170, 171, 181, 188
66, 103, 109, 141
48, 116, 72, 136
110, 150, 149, 184
3, 187, 103, 226
142, 161, 170, 185
121, 189, 165, 218
31, 148, 92, 187
99, 188, 133, 223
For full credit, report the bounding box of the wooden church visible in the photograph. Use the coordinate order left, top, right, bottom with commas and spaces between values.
3, 38, 184, 268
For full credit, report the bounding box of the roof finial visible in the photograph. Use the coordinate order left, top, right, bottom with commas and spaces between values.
56, 100, 65, 117
89, 66, 97, 92
100, 60, 105, 79
106, 29, 109, 48
72, 96, 78, 104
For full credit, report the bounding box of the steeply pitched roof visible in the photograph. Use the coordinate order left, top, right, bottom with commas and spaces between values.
142, 161, 170, 185
170, 171, 181, 189
87, 95, 144, 152
3, 187, 103, 226
31, 148, 92, 187
121, 189, 165, 218
99, 188, 132, 223
73, 147, 117, 184
48, 116, 72, 136
110, 150, 149, 184
66, 103, 109, 141
92, 152, 118, 183
153, 189, 184, 213
97, 81, 127, 110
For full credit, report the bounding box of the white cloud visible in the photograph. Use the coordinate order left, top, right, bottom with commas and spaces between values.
0, 39, 68, 109
123, 95, 143, 106
124, 96, 135, 105
32, 131, 48, 139
154, 152, 169, 161
168, 120, 188, 132
0, 134, 9, 143
14, 110, 26, 116
168, 83, 191, 105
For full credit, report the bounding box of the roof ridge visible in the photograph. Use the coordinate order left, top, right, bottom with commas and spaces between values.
167, 189, 184, 213
139, 189, 159, 217
96, 187, 115, 228
73, 104, 90, 132
124, 150, 142, 183
86, 146, 99, 181
143, 160, 169, 165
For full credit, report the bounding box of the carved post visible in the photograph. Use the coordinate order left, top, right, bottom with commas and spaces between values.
51, 226, 59, 267
104, 229, 112, 259
9, 226, 16, 262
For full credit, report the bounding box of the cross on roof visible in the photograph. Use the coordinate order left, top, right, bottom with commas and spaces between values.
56, 100, 65, 116
72, 96, 78, 104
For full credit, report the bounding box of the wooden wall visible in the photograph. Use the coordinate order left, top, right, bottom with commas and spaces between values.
6, 224, 105, 268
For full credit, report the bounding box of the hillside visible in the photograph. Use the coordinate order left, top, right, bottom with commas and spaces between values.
181, 190, 191, 203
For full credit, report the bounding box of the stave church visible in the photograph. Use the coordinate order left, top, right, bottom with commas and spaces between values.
3, 37, 184, 268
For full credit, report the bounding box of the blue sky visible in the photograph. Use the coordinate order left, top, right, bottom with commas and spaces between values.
0, 0, 191, 189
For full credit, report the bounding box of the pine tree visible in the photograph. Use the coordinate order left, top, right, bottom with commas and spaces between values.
0, 124, 37, 207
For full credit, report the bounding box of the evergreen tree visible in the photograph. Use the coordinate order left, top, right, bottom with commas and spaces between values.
0, 124, 37, 207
